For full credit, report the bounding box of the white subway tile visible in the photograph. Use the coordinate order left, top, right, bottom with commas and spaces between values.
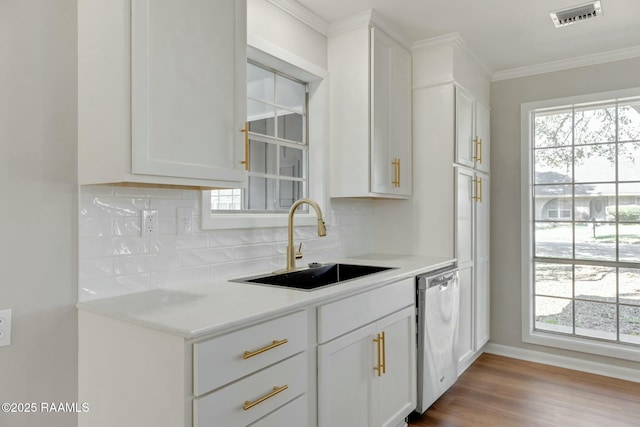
79, 217, 112, 238
113, 255, 150, 275
182, 247, 234, 267
79, 258, 113, 279
81, 197, 148, 217
112, 237, 150, 256
233, 243, 275, 261
150, 267, 209, 288
115, 187, 182, 199
158, 216, 178, 235
150, 198, 198, 217
113, 217, 141, 236
208, 229, 257, 247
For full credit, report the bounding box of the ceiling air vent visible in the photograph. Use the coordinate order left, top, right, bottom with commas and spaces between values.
550, 1, 602, 28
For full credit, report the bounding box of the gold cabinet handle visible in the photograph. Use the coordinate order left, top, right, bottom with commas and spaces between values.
391, 159, 399, 187
478, 176, 483, 203
373, 333, 382, 377
242, 339, 288, 360
472, 136, 480, 162
473, 177, 479, 203
240, 121, 249, 170
478, 137, 483, 164
380, 331, 386, 374
396, 159, 401, 188
373, 331, 386, 376
243, 385, 288, 411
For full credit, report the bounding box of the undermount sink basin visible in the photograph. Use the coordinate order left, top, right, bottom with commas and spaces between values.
233, 263, 396, 291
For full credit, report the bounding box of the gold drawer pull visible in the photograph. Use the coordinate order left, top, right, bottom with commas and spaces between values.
373, 333, 382, 377
243, 385, 288, 411
242, 339, 288, 360
381, 331, 386, 374
240, 121, 249, 170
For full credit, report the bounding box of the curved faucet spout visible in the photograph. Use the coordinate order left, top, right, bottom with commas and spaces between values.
286, 198, 326, 271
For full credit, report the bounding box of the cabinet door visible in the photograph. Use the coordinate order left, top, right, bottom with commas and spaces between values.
370, 27, 394, 195
391, 42, 412, 197
455, 265, 474, 372
455, 167, 475, 266
375, 307, 416, 427
131, 0, 246, 182
317, 323, 376, 427
475, 102, 490, 174
455, 86, 476, 169
475, 173, 490, 349
370, 28, 412, 197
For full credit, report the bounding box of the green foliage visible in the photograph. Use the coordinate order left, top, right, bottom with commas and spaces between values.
606, 205, 640, 221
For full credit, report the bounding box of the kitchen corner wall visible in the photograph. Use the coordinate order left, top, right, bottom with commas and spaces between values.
79, 186, 374, 301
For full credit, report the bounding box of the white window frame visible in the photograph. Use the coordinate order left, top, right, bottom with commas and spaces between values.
202, 38, 330, 230
521, 87, 640, 363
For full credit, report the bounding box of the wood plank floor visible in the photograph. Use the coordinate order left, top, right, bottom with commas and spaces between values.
408, 353, 640, 427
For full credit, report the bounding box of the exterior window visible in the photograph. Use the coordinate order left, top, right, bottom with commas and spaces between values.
211, 62, 308, 212
527, 95, 640, 351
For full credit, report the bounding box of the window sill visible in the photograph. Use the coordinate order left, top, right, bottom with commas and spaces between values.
523, 328, 640, 363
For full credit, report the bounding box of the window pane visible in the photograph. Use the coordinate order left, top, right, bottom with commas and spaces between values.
575, 222, 616, 261
534, 110, 572, 148
535, 263, 572, 298
574, 265, 616, 303
534, 185, 572, 220
575, 183, 614, 221
211, 188, 242, 211
619, 224, 640, 262
280, 146, 304, 178
574, 105, 616, 144
535, 296, 573, 334
575, 301, 617, 340
618, 102, 640, 142
248, 140, 277, 175
247, 62, 274, 103
618, 183, 640, 221
279, 180, 303, 210
247, 177, 277, 211
276, 74, 305, 113
277, 110, 304, 143
619, 269, 640, 306
535, 222, 572, 259
574, 144, 616, 183
620, 306, 640, 345
618, 142, 640, 182
534, 148, 572, 184
248, 100, 275, 137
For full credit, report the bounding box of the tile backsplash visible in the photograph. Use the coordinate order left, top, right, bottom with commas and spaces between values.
79, 186, 374, 301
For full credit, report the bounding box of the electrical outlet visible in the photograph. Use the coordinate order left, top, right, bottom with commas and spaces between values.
176, 207, 193, 235
0, 309, 12, 347
141, 210, 159, 237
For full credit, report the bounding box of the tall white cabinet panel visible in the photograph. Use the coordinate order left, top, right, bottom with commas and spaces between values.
78, 0, 247, 188
455, 265, 474, 368
475, 174, 490, 348
329, 20, 412, 199
455, 88, 476, 169
475, 102, 491, 174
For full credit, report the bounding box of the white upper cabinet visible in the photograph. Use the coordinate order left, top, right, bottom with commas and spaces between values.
455, 86, 490, 173
78, 0, 247, 188
329, 17, 412, 198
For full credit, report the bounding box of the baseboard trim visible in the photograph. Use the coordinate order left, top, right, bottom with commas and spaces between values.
484, 343, 640, 383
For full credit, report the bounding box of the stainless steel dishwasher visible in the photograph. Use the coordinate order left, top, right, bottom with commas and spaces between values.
415, 266, 460, 413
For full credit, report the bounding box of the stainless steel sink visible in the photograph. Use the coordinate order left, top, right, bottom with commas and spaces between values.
232, 263, 396, 291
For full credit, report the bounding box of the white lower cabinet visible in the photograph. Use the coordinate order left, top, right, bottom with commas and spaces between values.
317, 278, 416, 427
194, 353, 307, 427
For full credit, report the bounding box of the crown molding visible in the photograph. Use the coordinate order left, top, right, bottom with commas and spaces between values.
266, 0, 329, 36
493, 44, 640, 81
412, 32, 493, 79
327, 9, 411, 51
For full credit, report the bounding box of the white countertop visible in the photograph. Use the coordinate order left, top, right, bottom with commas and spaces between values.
77, 254, 455, 339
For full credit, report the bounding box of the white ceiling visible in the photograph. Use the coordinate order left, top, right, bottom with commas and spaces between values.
295, 0, 640, 74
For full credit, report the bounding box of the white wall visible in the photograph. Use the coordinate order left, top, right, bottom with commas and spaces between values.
0, 1, 78, 426
491, 57, 640, 371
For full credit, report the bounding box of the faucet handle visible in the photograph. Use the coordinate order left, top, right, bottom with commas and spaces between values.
295, 242, 303, 260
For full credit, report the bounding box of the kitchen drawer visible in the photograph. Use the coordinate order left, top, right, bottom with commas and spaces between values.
317, 277, 414, 343
194, 353, 307, 427
249, 394, 307, 427
194, 310, 307, 396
